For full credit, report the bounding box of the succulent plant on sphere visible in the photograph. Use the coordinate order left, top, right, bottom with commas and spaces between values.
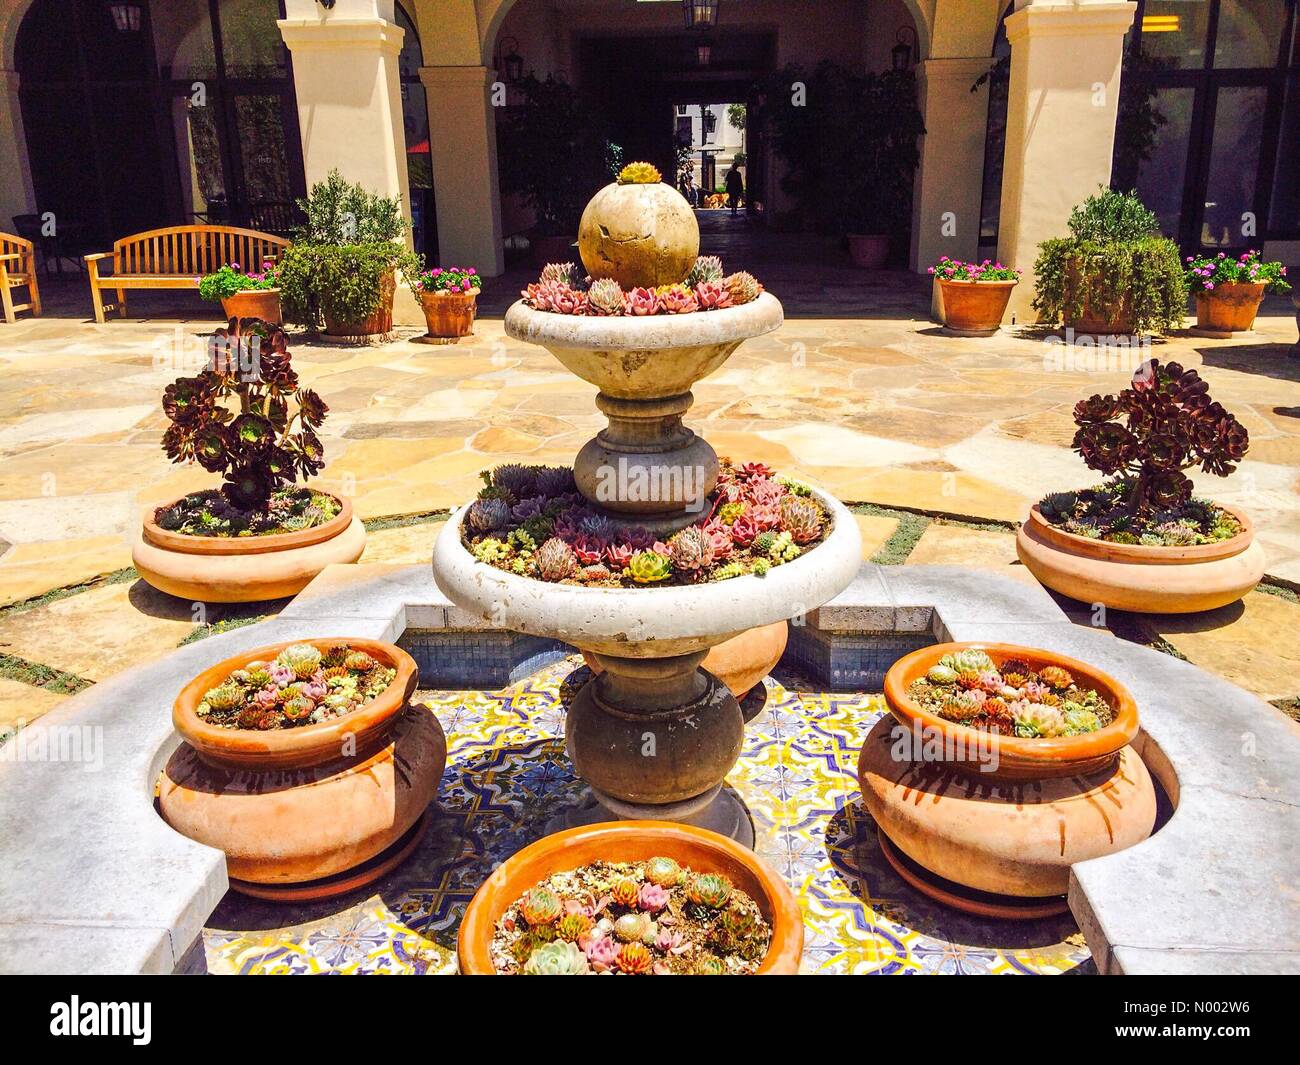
686, 255, 724, 287
1071, 358, 1249, 514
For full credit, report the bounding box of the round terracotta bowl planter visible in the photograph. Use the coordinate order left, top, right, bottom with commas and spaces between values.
858, 642, 1157, 909
418, 288, 479, 339
159, 638, 445, 896
323, 269, 396, 338
1193, 281, 1267, 336
132, 494, 367, 603
220, 288, 281, 325
848, 233, 889, 270
457, 822, 804, 974
936, 278, 1017, 336
1016, 504, 1264, 614
582, 620, 788, 701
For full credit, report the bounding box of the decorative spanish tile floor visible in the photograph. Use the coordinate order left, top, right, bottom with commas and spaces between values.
202, 656, 1090, 975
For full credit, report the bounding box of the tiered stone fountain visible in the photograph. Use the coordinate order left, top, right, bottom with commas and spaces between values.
433, 175, 861, 845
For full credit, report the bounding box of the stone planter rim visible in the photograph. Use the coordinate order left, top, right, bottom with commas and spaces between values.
171, 637, 418, 771
142, 493, 353, 556
432, 485, 862, 656
503, 291, 783, 352
456, 821, 804, 974
1026, 503, 1254, 565
882, 641, 1139, 779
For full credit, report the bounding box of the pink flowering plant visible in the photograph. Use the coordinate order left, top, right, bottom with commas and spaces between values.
198, 260, 280, 302
1184, 250, 1290, 295
928, 256, 1020, 282
412, 265, 480, 295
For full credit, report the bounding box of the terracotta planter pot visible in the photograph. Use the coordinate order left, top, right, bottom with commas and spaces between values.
858, 642, 1157, 904
159, 639, 446, 893
582, 621, 788, 700
1063, 262, 1135, 335
457, 822, 804, 974
847, 233, 889, 270
419, 288, 479, 339
220, 287, 281, 325
1016, 503, 1264, 614
1193, 281, 1267, 336
323, 269, 396, 337
530, 234, 576, 269
132, 494, 366, 603
936, 278, 1017, 336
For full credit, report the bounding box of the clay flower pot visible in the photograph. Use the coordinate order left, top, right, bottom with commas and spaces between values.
457, 822, 804, 974
132, 494, 367, 603
847, 233, 889, 270
323, 269, 396, 338
220, 287, 281, 325
1193, 280, 1268, 336
1016, 503, 1264, 614
858, 642, 1157, 910
159, 638, 445, 898
936, 278, 1017, 336
1063, 262, 1135, 335
419, 287, 479, 339
578, 181, 699, 289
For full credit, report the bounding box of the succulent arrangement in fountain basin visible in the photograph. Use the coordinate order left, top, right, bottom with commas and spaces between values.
156, 318, 335, 536
194, 642, 396, 731
491, 857, 771, 975
906, 647, 1114, 738
1038, 358, 1248, 547
461, 460, 832, 587
520, 253, 763, 317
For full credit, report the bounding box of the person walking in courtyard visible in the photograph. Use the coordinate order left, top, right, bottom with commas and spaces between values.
726, 166, 744, 216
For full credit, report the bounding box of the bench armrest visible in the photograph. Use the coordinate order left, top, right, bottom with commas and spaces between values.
84, 252, 113, 262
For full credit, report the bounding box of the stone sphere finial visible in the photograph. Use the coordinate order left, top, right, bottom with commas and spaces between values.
578, 165, 700, 290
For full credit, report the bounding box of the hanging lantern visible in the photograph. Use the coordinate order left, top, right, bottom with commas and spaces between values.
892, 26, 916, 71
106, 2, 142, 32
682, 0, 719, 32
497, 36, 525, 83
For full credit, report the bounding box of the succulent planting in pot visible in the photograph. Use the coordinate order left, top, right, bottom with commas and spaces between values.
159, 639, 445, 898
411, 265, 480, 340
1033, 188, 1187, 336
1186, 249, 1291, 337
133, 318, 365, 602
277, 170, 419, 338
198, 261, 282, 324
1016, 357, 1264, 613
858, 643, 1156, 913
457, 822, 803, 974
929, 256, 1021, 336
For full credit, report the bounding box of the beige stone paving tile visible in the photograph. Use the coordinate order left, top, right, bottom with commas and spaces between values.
854, 515, 898, 559
1140, 591, 1300, 703
0, 677, 69, 733
0, 443, 168, 499
904, 523, 1037, 584
758, 423, 935, 468
360, 521, 446, 565
0, 536, 134, 607
819, 466, 1030, 522
0, 580, 196, 683
469, 426, 546, 453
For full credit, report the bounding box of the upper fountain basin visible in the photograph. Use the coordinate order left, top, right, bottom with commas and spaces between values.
503, 292, 784, 399
431, 485, 862, 659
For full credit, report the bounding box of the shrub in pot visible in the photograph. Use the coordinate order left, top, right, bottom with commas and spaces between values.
928, 257, 1021, 336
134, 317, 366, 602
278, 170, 419, 338
1033, 188, 1187, 336
198, 261, 282, 324
411, 265, 481, 339
1186, 249, 1291, 336
1016, 357, 1265, 613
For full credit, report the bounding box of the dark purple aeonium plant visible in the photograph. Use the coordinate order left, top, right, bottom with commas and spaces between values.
161, 318, 328, 513
1070, 358, 1248, 515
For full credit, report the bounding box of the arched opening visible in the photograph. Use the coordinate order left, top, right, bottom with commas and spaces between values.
975, 2, 1014, 259
395, 0, 438, 259
14, 0, 305, 251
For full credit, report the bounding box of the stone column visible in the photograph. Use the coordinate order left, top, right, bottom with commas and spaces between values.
911, 56, 995, 273
996, 0, 1137, 322
418, 65, 505, 277
277, 1, 421, 324
0, 69, 35, 229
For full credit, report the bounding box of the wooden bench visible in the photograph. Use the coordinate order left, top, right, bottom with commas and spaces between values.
84, 224, 289, 323
0, 231, 41, 323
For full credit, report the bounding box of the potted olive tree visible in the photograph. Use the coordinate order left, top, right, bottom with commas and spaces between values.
277, 170, 419, 339
1032, 188, 1187, 336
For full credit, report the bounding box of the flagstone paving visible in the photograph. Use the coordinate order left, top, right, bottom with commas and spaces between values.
0, 275, 1297, 734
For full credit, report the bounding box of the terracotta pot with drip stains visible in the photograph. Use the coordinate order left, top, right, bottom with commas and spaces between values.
457, 822, 804, 974
858, 642, 1157, 913
221, 288, 282, 325
418, 288, 478, 339
1193, 280, 1267, 336
936, 278, 1016, 336
323, 269, 396, 337
158, 638, 445, 899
